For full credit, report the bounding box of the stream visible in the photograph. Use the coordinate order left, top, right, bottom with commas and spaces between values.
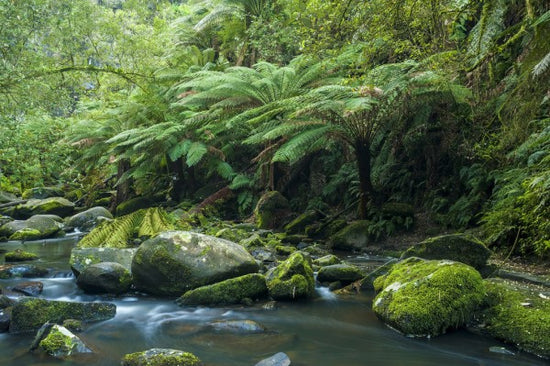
0, 237, 546, 366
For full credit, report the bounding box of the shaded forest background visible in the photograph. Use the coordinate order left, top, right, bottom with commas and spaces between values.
0, 0, 548, 258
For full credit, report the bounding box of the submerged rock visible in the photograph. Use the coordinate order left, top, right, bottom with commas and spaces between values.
31, 323, 92, 358
70, 247, 137, 276
372, 257, 485, 337
400, 233, 492, 272
9, 298, 116, 333
121, 348, 202, 366
76, 262, 132, 295
208, 319, 266, 334
132, 231, 259, 296
11, 281, 44, 297
266, 252, 315, 301
177, 273, 267, 306
65, 206, 113, 232
0, 214, 63, 241
254, 352, 291, 366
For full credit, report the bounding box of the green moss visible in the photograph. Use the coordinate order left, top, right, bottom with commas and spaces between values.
39, 327, 74, 355
121, 349, 202, 366
239, 234, 266, 249
329, 221, 371, 251
266, 252, 315, 300
313, 254, 341, 267
254, 191, 290, 229
9, 228, 42, 241
317, 264, 363, 283
474, 280, 550, 358
284, 211, 320, 234
275, 245, 296, 255
4, 249, 38, 261
373, 258, 485, 337
177, 273, 268, 306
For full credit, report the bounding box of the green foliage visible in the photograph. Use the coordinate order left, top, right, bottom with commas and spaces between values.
78, 207, 174, 248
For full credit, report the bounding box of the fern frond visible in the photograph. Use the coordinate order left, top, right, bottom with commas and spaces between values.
533, 51, 550, 78
272, 126, 333, 164
186, 141, 208, 166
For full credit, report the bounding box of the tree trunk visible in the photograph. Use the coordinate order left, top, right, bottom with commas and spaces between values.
112, 158, 131, 210
168, 157, 185, 202
354, 140, 374, 219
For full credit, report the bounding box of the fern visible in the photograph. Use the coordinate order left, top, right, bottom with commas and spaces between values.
533, 51, 550, 78
78, 208, 174, 249
186, 141, 209, 166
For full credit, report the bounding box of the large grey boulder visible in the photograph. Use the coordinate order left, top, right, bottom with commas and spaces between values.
76, 262, 132, 295
12, 197, 74, 219
65, 206, 113, 232
329, 221, 370, 251
0, 191, 18, 204
69, 247, 137, 276
0, 214, 63, 241
132, 231, 259, 296
9, 298, 116, 333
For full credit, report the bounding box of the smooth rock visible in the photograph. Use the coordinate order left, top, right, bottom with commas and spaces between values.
255, 352, 291, 366
76, 262, 132, 295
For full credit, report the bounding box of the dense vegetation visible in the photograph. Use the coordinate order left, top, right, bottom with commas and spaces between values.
1, 0, 548, 258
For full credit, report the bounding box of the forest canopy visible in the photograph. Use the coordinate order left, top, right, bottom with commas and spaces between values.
0, 0, 549, 258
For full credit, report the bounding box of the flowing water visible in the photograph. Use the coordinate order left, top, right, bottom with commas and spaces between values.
0, 237, 547, 366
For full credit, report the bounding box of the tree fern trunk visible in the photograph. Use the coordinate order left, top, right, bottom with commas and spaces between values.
168, 157, 185, 202
355, 140, 374, 219
113, 158, 131, 210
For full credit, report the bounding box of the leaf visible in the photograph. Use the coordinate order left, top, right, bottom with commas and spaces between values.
168, 139, 192, 161
186, 141, 208, 166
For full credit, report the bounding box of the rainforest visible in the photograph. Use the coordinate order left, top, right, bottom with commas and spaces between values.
0, 0, 549, 365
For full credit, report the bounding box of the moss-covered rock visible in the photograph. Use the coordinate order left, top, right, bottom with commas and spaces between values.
275, 245, 296, 255
317, 264, 363, 284
22, 187, 64, 200
0, 191, 18, 204
400, 234, 492, 272
214, 227, 250, 243
329, 221, 370, 251
65, 206, 113, 232
473, 279, 550, 358
76, 262, 132, 295
9, 298, 116, 333
313, 254, 341, 267
0, 264, 48, 279
239, 234, 266, 249
132, 231, 259, 296
115, 196, 155, 217
69, 247, 137, 276
284, 210, 321, 234
33, 323, 92, 358
266, 252, 315, 301
177, 273, 267, 306
121, 348, 202, 366
4, 249, 38, 262
254, 191, 291, 229
372, 257, 485, 337
12, 197, 74, 219
0, 214, 63, 241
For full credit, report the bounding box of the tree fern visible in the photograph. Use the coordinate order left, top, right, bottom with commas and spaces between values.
78, 207, 174, 248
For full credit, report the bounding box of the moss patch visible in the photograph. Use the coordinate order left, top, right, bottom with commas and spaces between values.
121, 348, 202, 366
373, 257, 485, 337
177, 273, 267, 306
266, 252, 315, 301
473, 279, 550, 358
4, 249, 38, 262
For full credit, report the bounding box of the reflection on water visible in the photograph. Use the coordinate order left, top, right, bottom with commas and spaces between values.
0, 238, 547, 366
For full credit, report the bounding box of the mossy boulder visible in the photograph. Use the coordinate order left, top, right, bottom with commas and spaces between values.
239, 233, 266, 249
317, 264, 363, 284
400, 234, 492, 272
329, 220, 371, 251
266, 252, 315, 301
0, 191, 18, 204
65, 206, 113, 232
0, 214, 63, 241
4, 249, 38, 262
283, 210, 321, 234
254, 191, 291, 229
69, 247, 138, 276
473, 279, 550, 358
76, 262, 132, 295
0, 264, 48, 279
32, 323, 92, 358
115, 196, 155, 216
22, 187, 64, 200
177, 273, 267, 306
372, 257, 485, 337
9, 298, 116, 333
121, 348, 202, 366
132, 231, 259, 296
12, 197, 74, 219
